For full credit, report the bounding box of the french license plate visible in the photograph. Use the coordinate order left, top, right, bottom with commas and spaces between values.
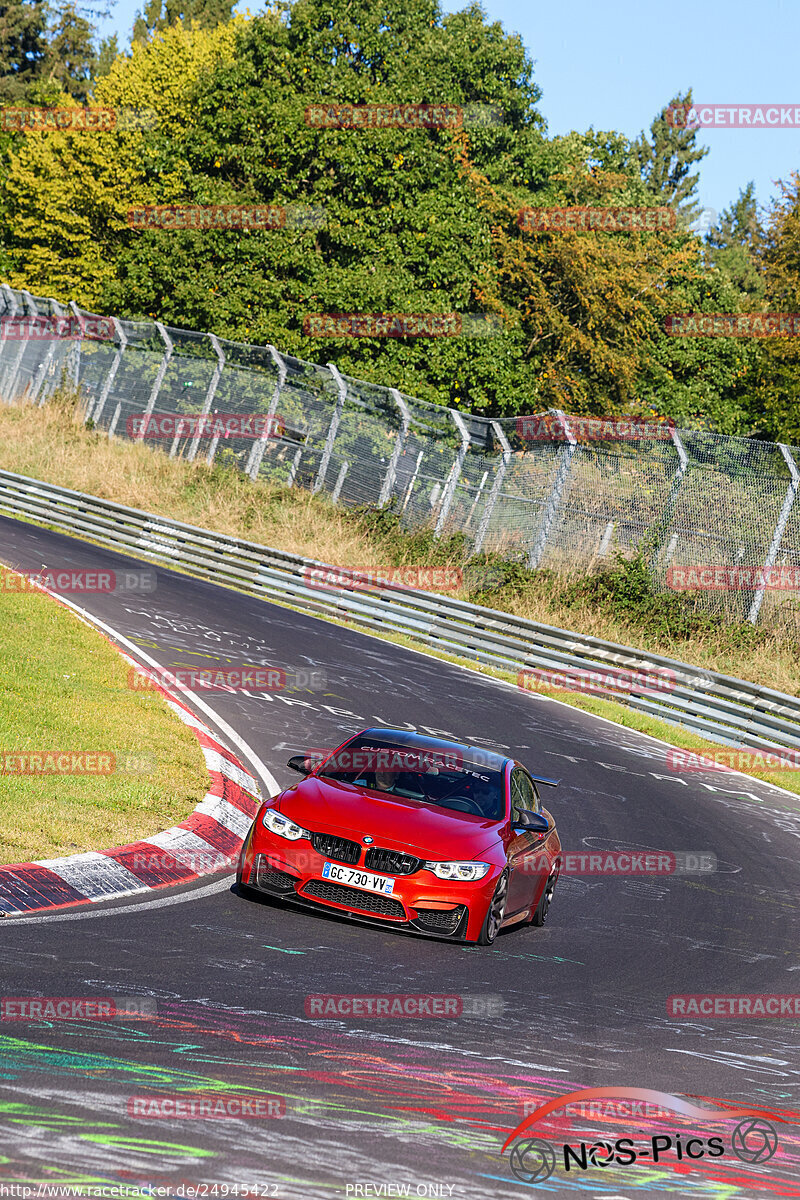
322, 862, 395, 894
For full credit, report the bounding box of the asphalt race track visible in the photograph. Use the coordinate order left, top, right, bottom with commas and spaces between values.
1, 512, 799, 1198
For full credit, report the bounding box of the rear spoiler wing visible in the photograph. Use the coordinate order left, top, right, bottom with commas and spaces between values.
529, 773, 560, 788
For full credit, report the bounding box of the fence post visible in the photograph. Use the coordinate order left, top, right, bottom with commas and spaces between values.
2, 289, 36, 401
401, 450, 424, 514
313, 362, 347, 494
0, 286, 18, 387
528, 410, 577, 569
187, 334, 225, 463
466, 471, 489, 527
245, 345, 286, 480
378, 388, 411, 507
597, 520, 615, 556
474, 420, 511, 553
29, 333, 60, 406
664, 532, 679, 565
286, 445, 303, 487
142, 321, 174, 421
64, 299, 86, 394
92, 318, 127, 425
434, 410, 470, 537
747, 444, 799, 624
331, 461, 349, 503
29, 298, 67, 405
648, 426, 689, 566
0, 283, 16, 332
108, 401, 122, 438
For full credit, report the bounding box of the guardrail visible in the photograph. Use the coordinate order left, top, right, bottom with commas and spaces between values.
1, 465, 800, 759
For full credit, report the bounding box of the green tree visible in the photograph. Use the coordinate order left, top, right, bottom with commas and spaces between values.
750, 174, 800, 441
1, 0, 776, 433
42, 0, 96, 99
706, 183, 765, 302
103, 0, 548, 412
93, 31, 118, 78
132, 0, 233, 43
2, 20, 239, 301
633, 90, 707, 222
0, 0, 48, 100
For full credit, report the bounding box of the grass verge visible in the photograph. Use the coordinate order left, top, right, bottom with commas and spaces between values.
0, 388, 799, 802
0, 567, 209, 863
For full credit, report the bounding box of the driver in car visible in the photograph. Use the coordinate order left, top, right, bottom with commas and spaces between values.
373, 766, 396, 792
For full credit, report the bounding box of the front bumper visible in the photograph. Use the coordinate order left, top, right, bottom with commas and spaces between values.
239, 826, 499, 941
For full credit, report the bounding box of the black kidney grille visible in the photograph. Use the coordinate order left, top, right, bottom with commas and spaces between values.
311, 832, 361, 864
364, 847, 421, 875
302, 879, 406, 919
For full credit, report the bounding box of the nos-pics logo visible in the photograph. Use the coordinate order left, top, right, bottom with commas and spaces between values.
503, 1089, 790, 1185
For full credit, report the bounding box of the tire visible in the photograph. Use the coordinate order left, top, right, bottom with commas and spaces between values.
531, 861, 560, 927
476, 870, 509, 946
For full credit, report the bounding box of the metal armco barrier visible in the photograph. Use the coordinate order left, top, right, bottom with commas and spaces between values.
1, 466, 800, 759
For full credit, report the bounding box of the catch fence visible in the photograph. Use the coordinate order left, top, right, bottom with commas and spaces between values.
1, 281, 798, 629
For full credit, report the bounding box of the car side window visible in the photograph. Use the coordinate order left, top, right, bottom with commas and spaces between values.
511, 768, 540, 821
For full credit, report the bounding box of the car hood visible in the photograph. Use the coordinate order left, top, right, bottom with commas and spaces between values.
278, 776, 501, 859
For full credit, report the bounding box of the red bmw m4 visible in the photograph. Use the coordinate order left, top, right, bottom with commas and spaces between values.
236, 727, 562, 945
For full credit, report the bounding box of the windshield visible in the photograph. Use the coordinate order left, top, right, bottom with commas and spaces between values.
316, 735, 505, 819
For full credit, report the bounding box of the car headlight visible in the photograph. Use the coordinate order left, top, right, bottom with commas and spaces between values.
262, 808, 310, 841
424, 860, 491, 881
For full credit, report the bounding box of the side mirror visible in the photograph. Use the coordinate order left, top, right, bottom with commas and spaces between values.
287, 753, 323, 775
513, 810, 549, 835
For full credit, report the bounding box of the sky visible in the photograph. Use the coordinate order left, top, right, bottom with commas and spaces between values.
97, 0, 799, 226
